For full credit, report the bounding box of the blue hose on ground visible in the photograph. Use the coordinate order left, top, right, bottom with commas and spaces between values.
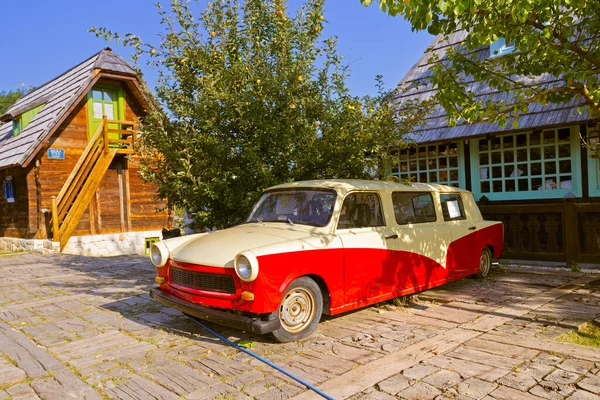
189, 318, 336, 400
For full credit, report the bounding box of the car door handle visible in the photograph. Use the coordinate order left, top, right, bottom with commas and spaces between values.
385, 234, 398, 240
468, 226, 477, 231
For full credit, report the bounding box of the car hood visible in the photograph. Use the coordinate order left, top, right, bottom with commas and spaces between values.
168, 223, 326, 268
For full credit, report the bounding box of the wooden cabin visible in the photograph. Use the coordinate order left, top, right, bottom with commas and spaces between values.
393, 33, 600, 265
0, 48, 169, 255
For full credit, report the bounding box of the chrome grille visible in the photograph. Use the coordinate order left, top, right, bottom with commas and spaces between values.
171, 268, 236, 294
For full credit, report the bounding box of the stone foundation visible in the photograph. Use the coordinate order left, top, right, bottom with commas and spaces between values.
0, 230, 162, 257
0, 237, 58, 254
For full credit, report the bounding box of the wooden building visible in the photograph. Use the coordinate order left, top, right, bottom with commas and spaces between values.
393, 32, 600, 264
0, 48, 169, 255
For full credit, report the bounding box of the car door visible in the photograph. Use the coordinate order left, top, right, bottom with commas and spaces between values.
386, 192, 455, 293
440, 193, 477, 275
337, 192, 394, 305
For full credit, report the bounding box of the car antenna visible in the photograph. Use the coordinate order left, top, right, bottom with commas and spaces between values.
286, 217, 295, 226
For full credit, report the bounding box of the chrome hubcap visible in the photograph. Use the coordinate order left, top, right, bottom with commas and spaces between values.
480, 251, 491, 275
279, 288, 315, 333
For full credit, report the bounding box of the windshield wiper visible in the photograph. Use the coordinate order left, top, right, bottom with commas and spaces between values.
286, 217, 295, 226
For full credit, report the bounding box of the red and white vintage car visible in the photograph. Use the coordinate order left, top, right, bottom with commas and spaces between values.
150, 180, 503, 342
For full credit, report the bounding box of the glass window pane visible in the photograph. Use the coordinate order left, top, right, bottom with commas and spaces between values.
518, 179, 528, 191
478, 139, 488, 151
530, 147, 541, 160
530, 162, 542, 176
544, 146, 556, 159
439, 158, 448, 169
559, 176, 573, 189
545, 177, 557, 190
504, 150, 514, 163
517, 149, 527, 161
92, 90, 103, 100
439, 171, 448, 182
418, 159, 427, 171
418, 147, 426, 158
480, 153, 489, 165
481, 181, 490, 193
104, 103, 115, 120
516, 134, 527, 147
532, 178, 543, 190
558, 128, 570, 142
429, 171, 438, 182
517, 163, 528, 177
544, 161, 556, 175
491, 137, 501, 150
558, 144, 570, 158
503, 135, 514, 148
440, 194, 465, 221
492, 180, 502, 192
530, 131, 541, 146
450, 169, 459, 181
449, 156, 458, 168
543, 130, 555, 143
400, 161, 408, 173
492, 166, 502, 178
93, 102, 103, 118
103, 90, 114, 102
419, 172, 427, 182
559, 160, 571, 174
409, 160, 417, 171
506, 180, 516, 192
392, 192, 436, 224
479, 167, 489, 180
492, 152, 501, 164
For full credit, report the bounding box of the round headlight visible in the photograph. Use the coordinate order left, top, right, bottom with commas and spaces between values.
150, 242, 169, 267
234, 251, 259, 282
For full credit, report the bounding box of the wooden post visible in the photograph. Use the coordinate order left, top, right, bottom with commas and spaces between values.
51, 196, 59, 242
35, 159, 47, 239
102, 116, 109, 153
564, 199, 579, 264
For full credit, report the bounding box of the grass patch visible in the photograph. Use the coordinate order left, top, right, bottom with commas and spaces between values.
557, 321, 600, 348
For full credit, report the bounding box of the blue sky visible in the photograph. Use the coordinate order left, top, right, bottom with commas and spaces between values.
0, 0, 433, 98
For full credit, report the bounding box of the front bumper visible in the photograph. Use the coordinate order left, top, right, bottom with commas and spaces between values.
149, 288, 281, 335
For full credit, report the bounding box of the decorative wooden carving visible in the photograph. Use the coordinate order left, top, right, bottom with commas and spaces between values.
527, 214, 541, 252
545, 214, 559, 253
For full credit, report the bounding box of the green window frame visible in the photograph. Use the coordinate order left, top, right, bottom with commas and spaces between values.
87, 84, 124, 139
391, 142, 466, 188
588, 128, 600, 197
470, 127, 582, 201
11, 104, 45, 137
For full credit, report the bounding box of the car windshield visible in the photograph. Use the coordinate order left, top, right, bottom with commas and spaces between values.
246, 189, 336, 227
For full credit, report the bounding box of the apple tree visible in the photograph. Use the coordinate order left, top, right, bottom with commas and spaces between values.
92, 0, 426, 229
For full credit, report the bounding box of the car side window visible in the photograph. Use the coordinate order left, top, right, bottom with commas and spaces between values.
337, 192, 384, 229
440, 193, 466, 221
392, 192, 436, 224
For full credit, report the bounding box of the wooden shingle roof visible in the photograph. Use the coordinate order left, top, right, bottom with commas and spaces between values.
395, 32, 594, 144
0, 48, 137, 169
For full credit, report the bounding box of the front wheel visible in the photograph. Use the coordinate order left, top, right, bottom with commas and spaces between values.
475, 247, 492, 279
271, 277, 323, 343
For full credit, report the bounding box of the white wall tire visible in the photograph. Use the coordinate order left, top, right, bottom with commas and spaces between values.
271, 277, 323, 343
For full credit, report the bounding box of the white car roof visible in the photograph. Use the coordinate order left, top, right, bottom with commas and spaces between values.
267, 179, 470, 195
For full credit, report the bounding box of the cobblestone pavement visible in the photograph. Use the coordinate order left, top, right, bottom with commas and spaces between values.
1, 253, 600, 400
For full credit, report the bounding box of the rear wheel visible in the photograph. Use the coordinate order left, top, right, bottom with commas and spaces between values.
475, 247, 492, 279
271, 277, 323, 343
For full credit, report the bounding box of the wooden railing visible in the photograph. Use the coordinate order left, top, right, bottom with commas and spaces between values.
51, 116, 137, 251
479, 200, 600, 264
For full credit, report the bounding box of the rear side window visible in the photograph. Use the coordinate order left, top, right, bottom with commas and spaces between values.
392, 192, 436, 224
440, 193, 466, 221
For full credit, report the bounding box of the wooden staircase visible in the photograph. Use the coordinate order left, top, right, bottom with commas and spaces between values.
51, 116, 137, 251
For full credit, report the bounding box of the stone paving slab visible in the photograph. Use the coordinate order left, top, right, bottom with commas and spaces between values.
0, 252, 599, 400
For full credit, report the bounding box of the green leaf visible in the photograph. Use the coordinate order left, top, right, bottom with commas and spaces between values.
237, 339, 255, 349
512, 120, 519, 129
